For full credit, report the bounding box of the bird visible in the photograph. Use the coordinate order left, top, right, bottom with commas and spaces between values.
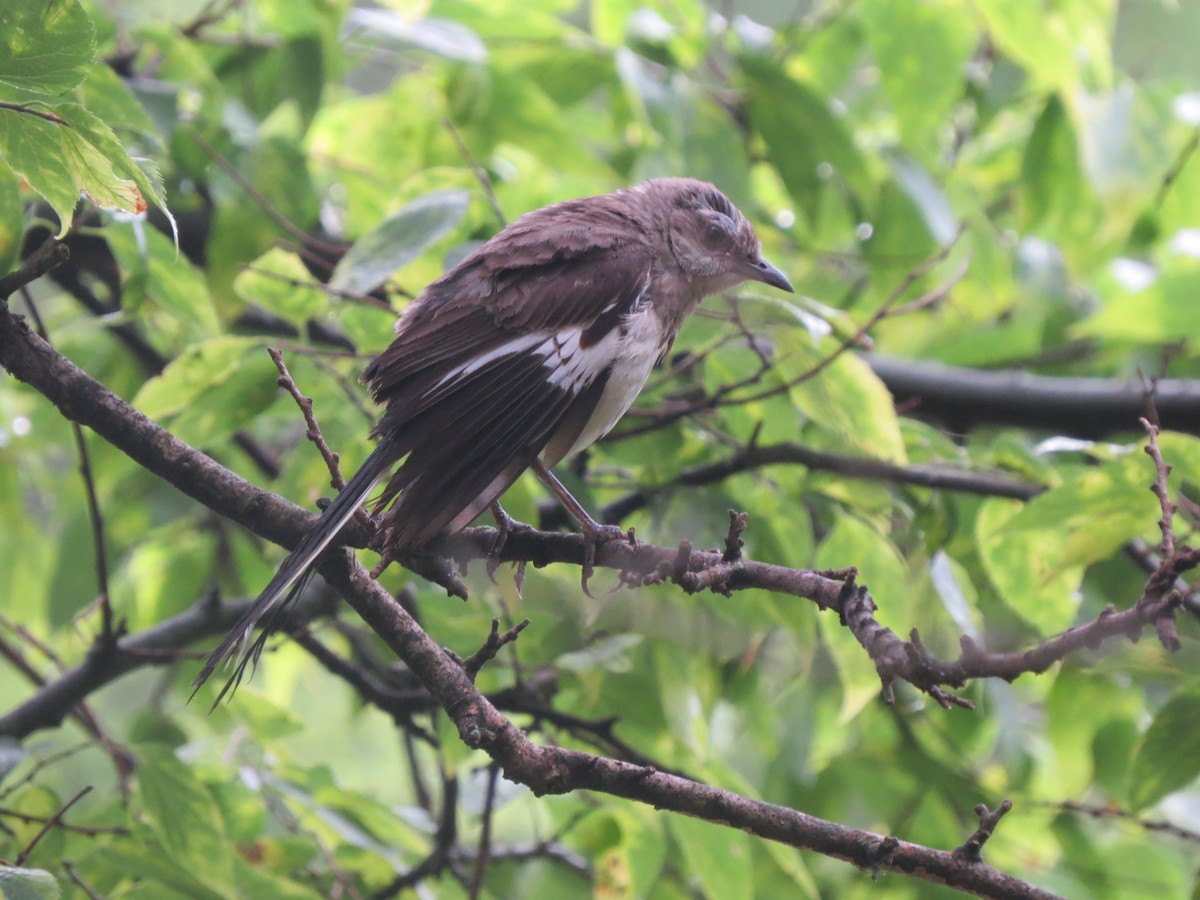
193, 177, 793, 700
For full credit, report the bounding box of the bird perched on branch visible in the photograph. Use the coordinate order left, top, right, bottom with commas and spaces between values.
194, 177, 792, 700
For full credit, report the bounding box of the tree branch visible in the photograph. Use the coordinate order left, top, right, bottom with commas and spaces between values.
869, 355, 1200, 439
0, 247, 1066, 898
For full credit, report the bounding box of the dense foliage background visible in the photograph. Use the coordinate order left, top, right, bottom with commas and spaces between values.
2, 0, 1200, 896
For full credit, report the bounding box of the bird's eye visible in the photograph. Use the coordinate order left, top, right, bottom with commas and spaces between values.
704, 215, 733, 245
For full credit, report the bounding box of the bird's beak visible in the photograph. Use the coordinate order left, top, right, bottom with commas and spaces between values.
746, 257, 794, 293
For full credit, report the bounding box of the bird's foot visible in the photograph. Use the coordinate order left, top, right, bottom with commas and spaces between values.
580, 523, 636, 598
487, 501, 533, 583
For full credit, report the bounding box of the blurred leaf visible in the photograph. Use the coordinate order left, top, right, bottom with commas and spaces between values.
235, 248, 329, 326
348, 8, 487, 64
860, 0, 976, 153
1021, 95, 1093, 233
92, 844, 225, 899
887, 152, 958, 245
1115, 0, 1200, 83
134, 337, 264, 420
0, 168, 20, 274
137, 748, 234, 891
976, 498, 1082, 634
3, 787, 65, 862
779, 337, 906, 464
1001, 453, 1154, 569
0, 0, 95, 94
741, 53, 870, 223
814, 511, 909, 722
107, 224, 215, 333
73, 60, 161, 151
0, 866, 60, 900
169, 348, 280, 446
232, 858, 324, 900
1077, 256, 1200, 343
669, 814, 753, 900
976, 0, 1112, 91
558, 633, 643, 674
329, 189, 469, 295
224, 691, 306, 741
1129, 685, 1200, 811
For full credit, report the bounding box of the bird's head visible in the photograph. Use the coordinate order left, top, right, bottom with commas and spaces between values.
650, 179, 793, 295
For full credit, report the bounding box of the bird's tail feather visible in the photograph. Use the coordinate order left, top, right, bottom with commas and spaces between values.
191, 438, 395, 706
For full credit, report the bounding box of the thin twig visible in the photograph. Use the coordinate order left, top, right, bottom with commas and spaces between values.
240, 261, 392, 311
20, 287, 116, 643
1053, 800, 1200, 844
1153, 126, 1200, 210
268, 348, 348, 491
444, 117, 506, 226
0, 100, 68, 126
953, 800, 1013, 862
180, 0, 242, 37
62, 860, 104, 900
468, 764, 500, 900
15, 786, 93, 866
187, 126, 345, 255
1141, 416, 1177, 558
464, 619, 530, 682
0, 744, 91, 802
0, 806, 128, 837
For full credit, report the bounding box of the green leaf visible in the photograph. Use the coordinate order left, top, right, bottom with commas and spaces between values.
740, 53, 870, 223
779, 336, 906, 464
669, 814, 753, 900
814, 511, 910, 722
1076, 256, 1200, 344
611, 808, 666, 898
106, 224, 216, 333
0, 0, 95, 95
1020, 95, 1094, 234
887, 153, 957, 245
0, 167, 20, 273
219, 691, 305, 741
976, 498, 1082, 634
976, 0, 1112, 92
1128, 685, 1200, 811
232, 858, 324, 900
329, 189, 470, 295
0, 96, 173, 235
0, 866, 60, 900
860, 0, 976, 153
136, 747, 234, 892
349, 9, 487, 64
90, 844, 225, 900
235, 248, 330, 326
168, 350, 280, 447
1001, 453, 1155, 569
134, 337, 263, 420
73, 59, 162, 151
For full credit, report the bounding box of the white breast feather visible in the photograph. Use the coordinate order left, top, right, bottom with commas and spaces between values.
559, 307, 666, 458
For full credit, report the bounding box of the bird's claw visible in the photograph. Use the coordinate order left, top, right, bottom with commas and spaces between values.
487, 502, 533, 583
580, 524, 636, 598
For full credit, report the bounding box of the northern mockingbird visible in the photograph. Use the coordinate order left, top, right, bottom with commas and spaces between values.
195, 177, 792, 697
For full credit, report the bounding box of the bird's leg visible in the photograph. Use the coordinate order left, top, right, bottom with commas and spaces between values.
486, 500, 532, 582
530, 460, 634, 596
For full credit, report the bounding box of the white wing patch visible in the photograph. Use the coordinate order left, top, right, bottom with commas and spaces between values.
425, 324, 621, 399
419, 288, 667, 461
540, 327, 620, 392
